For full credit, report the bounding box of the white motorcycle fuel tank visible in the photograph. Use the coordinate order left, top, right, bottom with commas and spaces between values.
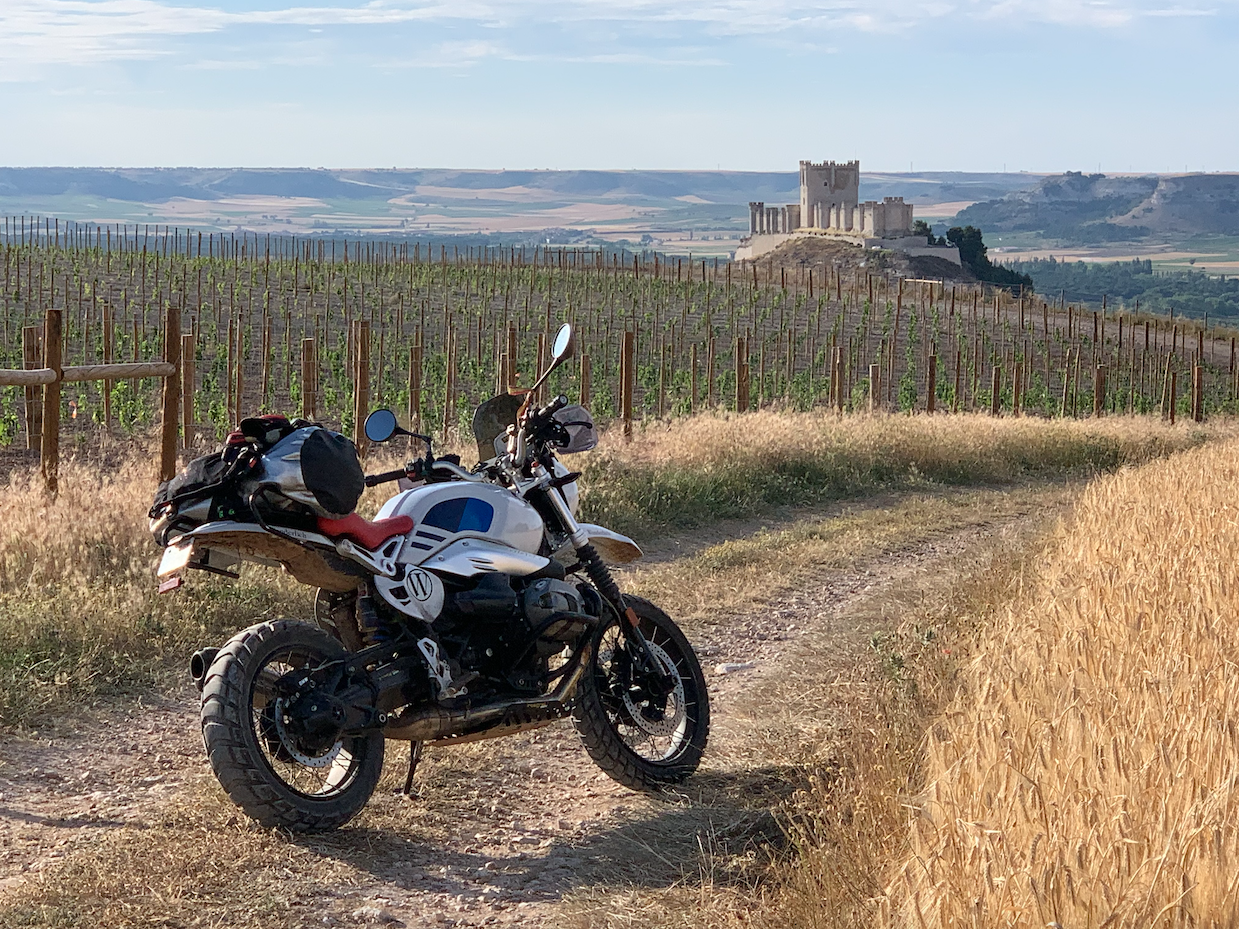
376, 482, 550, 581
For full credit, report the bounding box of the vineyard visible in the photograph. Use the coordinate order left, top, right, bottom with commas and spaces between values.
2, 216, 1237, 466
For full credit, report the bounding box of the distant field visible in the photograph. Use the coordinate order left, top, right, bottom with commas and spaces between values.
0, 167, 1045, 255
995, 235, 1239, 276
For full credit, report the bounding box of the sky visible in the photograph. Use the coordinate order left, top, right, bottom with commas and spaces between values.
0, 0, 1235, 172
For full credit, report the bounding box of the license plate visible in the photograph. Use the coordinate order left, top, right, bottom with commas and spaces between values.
157, 541, 193, 578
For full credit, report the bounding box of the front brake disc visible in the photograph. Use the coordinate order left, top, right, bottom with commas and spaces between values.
621, 641, 685, 738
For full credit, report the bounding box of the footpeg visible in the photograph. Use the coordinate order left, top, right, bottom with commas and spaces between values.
445, 671, 479, 699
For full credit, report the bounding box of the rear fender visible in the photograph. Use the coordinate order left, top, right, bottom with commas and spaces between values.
180, 521, 360, 592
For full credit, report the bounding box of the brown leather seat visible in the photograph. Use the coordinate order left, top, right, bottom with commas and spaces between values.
316, 513, 414, 550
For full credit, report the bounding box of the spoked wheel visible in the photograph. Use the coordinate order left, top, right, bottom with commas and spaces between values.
200, 620, 384, 832
573, 595, 709, 790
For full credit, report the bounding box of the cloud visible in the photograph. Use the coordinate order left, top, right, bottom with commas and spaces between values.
0, 0, 1225, 72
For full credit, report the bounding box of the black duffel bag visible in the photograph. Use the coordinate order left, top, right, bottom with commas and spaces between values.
151, 416, 364, 536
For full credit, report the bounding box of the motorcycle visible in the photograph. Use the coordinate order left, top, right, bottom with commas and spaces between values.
150, 324, 709, 833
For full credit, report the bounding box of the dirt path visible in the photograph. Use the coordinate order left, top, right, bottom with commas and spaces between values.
0, 490, 1066, 928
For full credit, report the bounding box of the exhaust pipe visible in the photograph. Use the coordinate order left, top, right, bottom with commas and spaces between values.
383, 643, 591, 742
190, 647, 220, 693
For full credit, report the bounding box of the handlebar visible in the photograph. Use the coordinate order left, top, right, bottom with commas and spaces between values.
363, 468, 409, 487
431, 459, 483, 482
535, 395, 570, 422
365, 457, 484, 488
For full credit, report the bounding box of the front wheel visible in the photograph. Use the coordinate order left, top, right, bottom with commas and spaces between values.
572, 596, 709, 790
200, 620, 385, 832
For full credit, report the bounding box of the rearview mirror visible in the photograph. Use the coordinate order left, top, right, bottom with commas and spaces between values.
552, 323, 575, 363
364, 408, 399, 444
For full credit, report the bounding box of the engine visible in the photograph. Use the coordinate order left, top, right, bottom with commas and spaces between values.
431, 570, 598, 696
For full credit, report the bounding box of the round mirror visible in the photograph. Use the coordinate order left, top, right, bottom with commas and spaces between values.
552, 323, 575, 361
364, 408, 399, 444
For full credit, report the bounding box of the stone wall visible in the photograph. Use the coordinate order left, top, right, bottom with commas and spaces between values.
747, 160, 914, 240
748, 201, 803, 234
859, 198, 915, 237
800, 160, 860, 233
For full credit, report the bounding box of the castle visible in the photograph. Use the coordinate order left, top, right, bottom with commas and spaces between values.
736, 159, 957, 264
747, 160, 913, 238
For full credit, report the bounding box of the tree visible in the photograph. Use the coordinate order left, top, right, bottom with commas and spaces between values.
947, 225, 1032, 291
911, 219, 942, 246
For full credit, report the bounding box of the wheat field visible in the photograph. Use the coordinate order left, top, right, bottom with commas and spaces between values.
884, 435, 1239, 926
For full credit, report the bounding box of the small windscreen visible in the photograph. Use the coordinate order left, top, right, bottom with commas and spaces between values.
471, 393, 524, 462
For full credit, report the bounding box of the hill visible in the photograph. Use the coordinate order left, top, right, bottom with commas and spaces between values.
0, 168, 1044, 247
956, 171, 1239, 244
0, 167, 1042, 209
764, 236, 976, 283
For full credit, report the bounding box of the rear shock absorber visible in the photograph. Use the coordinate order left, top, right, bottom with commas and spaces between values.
356, 585, 394, 647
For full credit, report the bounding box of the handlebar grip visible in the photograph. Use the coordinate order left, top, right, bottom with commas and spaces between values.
364, 469, 409, 487
538, 395, 569, 420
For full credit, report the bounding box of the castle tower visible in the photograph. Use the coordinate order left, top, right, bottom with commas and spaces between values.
799, 160, 860, 230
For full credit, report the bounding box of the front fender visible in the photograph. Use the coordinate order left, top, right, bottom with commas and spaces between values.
578, 523, 643, 564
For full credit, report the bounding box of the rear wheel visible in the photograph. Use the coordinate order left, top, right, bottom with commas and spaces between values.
572, 596, 709, 789
200, 620, 384, 832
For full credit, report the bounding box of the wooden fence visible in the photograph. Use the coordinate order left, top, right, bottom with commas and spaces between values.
2, 304, 177, 492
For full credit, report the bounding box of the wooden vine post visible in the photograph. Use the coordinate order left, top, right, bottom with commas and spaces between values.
706, 338, 716, 409
102, 307, 113, 428
42, 309, 63, 492
181, 332, 195, 450
689, 343, 698, 414
22, 326, 41, 451
579, 351, 591, 408
159, 301, 181, 480
1012, 360, 1022, 417
408, 339, 423, 433
620, 331, 635, 440
353, 320, 371, 457
952, 348, 962, 413
301, 338, 317, 421
734, 336, 749, 413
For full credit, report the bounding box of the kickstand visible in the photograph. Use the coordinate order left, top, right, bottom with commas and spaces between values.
401, 741, 423, 797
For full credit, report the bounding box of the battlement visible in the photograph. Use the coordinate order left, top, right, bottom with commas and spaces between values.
799, 159, 860, 172
745, 158, 914, 240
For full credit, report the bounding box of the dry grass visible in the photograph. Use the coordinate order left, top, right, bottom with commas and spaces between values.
880, 436, 1239, 926
577, 411, 1224, 535
0, 795, 361, 929
0, 411, 1226, 731
0, 459, 308, 729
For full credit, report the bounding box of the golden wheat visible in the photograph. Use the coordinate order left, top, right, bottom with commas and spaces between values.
886, 437, 1239, 927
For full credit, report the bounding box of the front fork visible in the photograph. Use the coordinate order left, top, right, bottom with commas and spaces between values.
540, 481, 674, 691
